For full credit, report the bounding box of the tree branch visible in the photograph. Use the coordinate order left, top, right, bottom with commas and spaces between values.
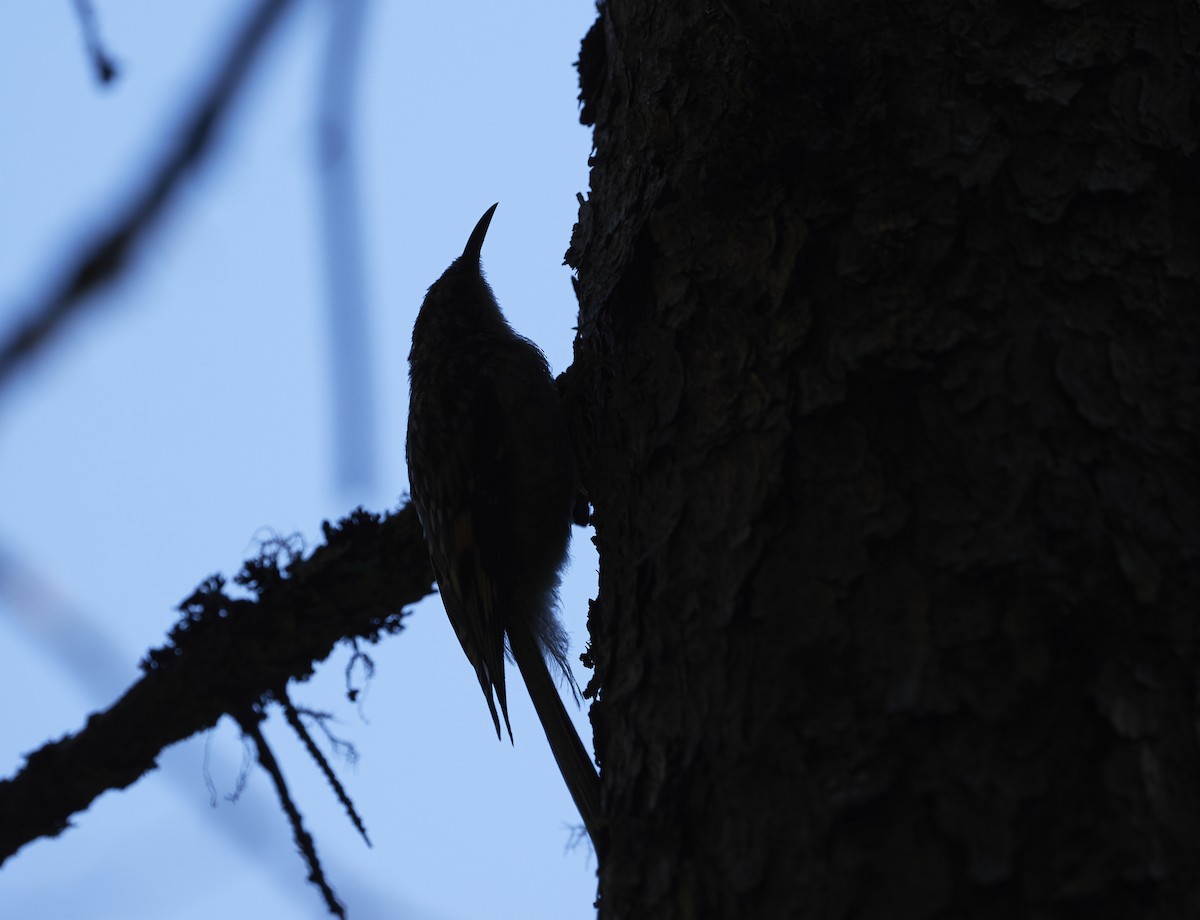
281, 691, 372, 847
0, 0, 297, 393
238, 705, 346, 919
70, 0, 120, 85
0, 505, 434, 866
316, 0, 377, 491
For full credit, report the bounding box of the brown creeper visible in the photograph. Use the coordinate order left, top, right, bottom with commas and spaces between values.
405, 204, 601, 843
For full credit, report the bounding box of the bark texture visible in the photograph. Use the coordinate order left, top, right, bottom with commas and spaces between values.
568, 1, 1200, 917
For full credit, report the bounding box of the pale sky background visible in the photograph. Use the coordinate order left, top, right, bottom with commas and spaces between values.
0, 2, 600, 918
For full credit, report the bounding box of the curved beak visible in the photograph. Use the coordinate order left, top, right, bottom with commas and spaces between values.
462, 203, 499, 261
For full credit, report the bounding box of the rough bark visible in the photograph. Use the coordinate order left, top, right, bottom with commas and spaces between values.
569, 1, 1200, 917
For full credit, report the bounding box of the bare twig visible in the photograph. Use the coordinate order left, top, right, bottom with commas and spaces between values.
316, 0, 377, 491
294, 707, 360, 764
0, 0, 297, 394
282, 692, 372, 847
70, 0, 120, 85
238, 707, 346, 919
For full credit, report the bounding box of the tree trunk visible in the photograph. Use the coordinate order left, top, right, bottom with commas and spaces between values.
569, 2, 1200, 917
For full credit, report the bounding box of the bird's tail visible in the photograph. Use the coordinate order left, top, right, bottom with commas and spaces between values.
507, 620, 603, 848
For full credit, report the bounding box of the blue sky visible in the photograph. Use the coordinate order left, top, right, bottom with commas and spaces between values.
0, 2, 600, 917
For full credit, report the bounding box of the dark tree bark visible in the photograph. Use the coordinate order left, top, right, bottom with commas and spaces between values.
569, 1, 1200, 917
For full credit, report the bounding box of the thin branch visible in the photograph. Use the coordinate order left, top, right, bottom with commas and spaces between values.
344, 639, 375, 711
0, 505, 434, 866
281, 692, 372, 847
238, 707, 346, 919
316, 0, 377, 491
70, 0, 120, 85
0, 538, 405, 904
294, 707, 360, 764
0, 0, 297, 393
